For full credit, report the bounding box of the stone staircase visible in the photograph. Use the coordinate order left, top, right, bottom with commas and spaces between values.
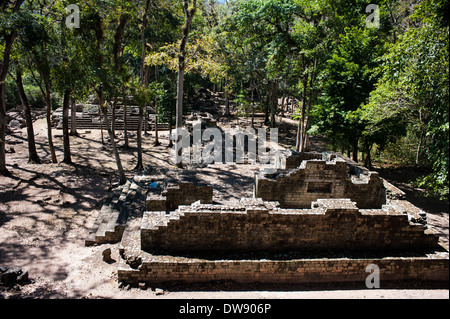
141, 210, 184, 231
85, 178, 147, 246
54, 105, 169, 131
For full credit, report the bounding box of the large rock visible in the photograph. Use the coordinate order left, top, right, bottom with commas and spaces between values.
0, 266, 28, 286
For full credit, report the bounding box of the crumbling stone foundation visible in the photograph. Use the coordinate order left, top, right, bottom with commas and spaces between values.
141, 198, 439, 252
118, 254, 448, 285
146, 182, 213, 212
84, 153, 449, 287
117, 196, 448, 286
255, 152, 385, 209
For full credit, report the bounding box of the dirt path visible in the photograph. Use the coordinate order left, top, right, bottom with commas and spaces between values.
1, 118, 448, 299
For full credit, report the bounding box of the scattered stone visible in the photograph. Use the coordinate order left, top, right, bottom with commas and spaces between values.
61, 201, 71, 208
139, 282, 147, 290
5, 139, 23, 145
102, 248, 113, 263
0, 266, 28, 287
155, 288, 164, 295
17, 270, 29, 283
126, 256, 142, 269
8, 119, 22, 129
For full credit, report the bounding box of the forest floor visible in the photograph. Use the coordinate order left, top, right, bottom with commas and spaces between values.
0, 114, 448, 299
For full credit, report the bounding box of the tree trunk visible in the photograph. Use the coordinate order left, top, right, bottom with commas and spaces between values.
135, 106, 144, 171
44, 83, 57, 163
111, 96, 117, 138
281, 77, 287, 118
154, 102, 160, 146
175, 64, 185, 167
0, 0, 24, 175
301, 58, 317, 152
62, 89, 72, 164
154, 65, 160, 146
70, 98, 79, 136
102, 104, 126, 185
264, 90, 270, 126
100, 108, 104, 144
144, 106, 148, 135
270, 80, 277, 128
416, 111, 426, 166
122, 89, 129, 149
15, 67, 41, 164
251, 85, 255, 128
364, 143, 373, 168
224, 77, 230, 117
352, 141, 358, 163
0, 32, 18, 175
174, 0, 197, 168
140, 0, 152, 85
0, 82, 8, 175
296, 75, 308, 152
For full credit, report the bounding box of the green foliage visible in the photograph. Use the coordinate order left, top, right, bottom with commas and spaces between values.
363, 0, 449, 198
132, 80, 164, 108
2, 0, 447, 198
312, 25, 384, 148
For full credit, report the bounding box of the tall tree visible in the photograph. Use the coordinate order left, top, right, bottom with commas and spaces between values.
84, 2, 127, 184
10, 62, 41, 163
363, 0, 449, 197
174, 0, 197, 167
312, 26, 384, 161
0, 0, 25, 175
20, 10, 58, 163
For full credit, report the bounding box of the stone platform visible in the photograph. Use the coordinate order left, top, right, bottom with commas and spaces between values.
85, 153, 449, 288
117, 250, 449, 285
117, 198, 448, 286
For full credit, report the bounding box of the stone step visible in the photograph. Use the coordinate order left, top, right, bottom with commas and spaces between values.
86, 180, 138, 246
85, 193, 117, 246
118, 182, 148, 262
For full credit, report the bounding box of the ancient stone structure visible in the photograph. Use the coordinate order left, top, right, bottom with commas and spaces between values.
274, 149, 323, 170
85, 152, 449, 287
140, 198, 439, 253
53, 100, 169, 131
86, 175, 213, 246
146, 181, 213, 212
255, 151, 385, 209
118, 196, 448, 285
118, 253, 447, 285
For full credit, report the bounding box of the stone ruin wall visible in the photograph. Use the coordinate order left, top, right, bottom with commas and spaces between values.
108, 152, 449, 286
118, 255, 448, 285
255, 152, 385, 209
146, 182, 213, 212
141, 199, 440, 253
119, 198, 448, 285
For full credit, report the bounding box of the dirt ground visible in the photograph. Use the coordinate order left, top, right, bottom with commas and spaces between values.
0, 116, 448, 299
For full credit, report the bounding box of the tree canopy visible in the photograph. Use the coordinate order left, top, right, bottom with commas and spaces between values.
1, 0, 448, 198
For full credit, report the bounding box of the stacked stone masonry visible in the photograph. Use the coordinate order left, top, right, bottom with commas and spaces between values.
146, 182, 213, 212
82, 153, 449, 286
118, 254, 449, 284
141, 198, 440, 253
256, 152, 385, 209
